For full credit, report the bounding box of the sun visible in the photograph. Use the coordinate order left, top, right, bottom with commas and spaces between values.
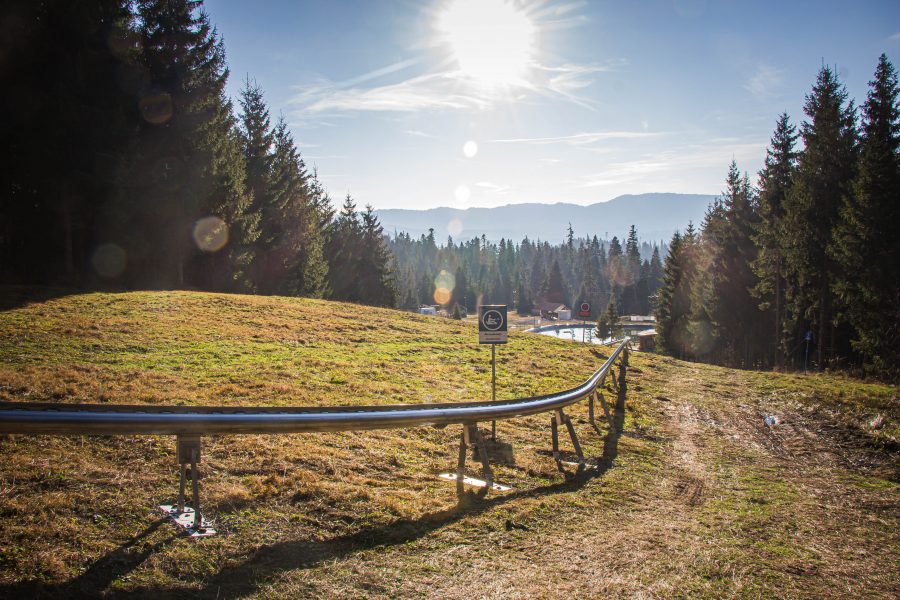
436, 0, 536, 87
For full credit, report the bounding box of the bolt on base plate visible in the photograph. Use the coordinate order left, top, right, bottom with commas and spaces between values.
437, 473, 512, 491
158, 504, 216, 537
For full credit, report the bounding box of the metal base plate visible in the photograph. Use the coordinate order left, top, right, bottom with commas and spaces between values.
158, 504, 216, 537
438, 473, 512, 491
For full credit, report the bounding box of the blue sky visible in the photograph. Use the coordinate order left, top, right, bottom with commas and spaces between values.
205, 0, 899, 211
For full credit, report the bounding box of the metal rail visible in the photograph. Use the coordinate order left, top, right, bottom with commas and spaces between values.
0, 338, 629, 535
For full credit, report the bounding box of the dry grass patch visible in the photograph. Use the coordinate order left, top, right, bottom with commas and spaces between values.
0, 287, 897, 598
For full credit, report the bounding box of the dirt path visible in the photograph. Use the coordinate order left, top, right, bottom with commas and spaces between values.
295, 359, 899, 599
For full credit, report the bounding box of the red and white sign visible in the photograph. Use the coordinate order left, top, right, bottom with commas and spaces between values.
577, 301, 592, 318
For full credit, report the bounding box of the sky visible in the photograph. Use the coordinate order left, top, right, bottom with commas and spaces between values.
204, 0, 900, 211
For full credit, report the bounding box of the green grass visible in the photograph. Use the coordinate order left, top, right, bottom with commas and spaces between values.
0, 287, 897, 598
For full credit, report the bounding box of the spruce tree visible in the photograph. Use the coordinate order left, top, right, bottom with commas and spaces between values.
238, 78, 275, 291
128, 0, 256, 290
830, 54, 900, 378
327, 194, 362, 301
752, 113, 799, 366
656, 226, 699, 358
782, 66, 858, 368
700, 163, 761, 366
267, 117, 329, 297
358, 206, 396, 307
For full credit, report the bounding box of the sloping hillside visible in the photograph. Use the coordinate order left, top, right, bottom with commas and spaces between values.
0, 288, 896, 598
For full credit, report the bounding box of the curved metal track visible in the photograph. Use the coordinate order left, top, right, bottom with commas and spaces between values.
0, 339, 628, 436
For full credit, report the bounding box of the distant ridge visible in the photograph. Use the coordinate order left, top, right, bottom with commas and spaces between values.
376, 193, 715, 243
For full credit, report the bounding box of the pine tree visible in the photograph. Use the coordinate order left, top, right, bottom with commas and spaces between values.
647, 246, 664, 307
543, 259, 567, 305
0, 0, 137, 285
327, 194, 362, 301
596, 295, 619, 340
358, 206, 396, 307
266, 117, 329, 297
126, 0, 256, 290
621, 225, 642, 314
782, 66, 858, 368
830, 54, 900, 378
238, 78, 275, 291
752, 113, 799, 366
656, 226, 699, 359
452, 266, 470, 311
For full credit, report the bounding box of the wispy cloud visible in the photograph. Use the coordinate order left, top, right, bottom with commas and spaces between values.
744, 64, 784, 100
287, 1, 617, 115
577, 141, 766, 188
404, 129, 437, 139
490, 130, 665, 145
475, 181, 510, 194
299, 72, 500, 113
890, 31, 900, 41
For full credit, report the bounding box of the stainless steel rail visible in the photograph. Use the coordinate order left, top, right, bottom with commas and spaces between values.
0, 338, 628, 436
0, 338, 629, 535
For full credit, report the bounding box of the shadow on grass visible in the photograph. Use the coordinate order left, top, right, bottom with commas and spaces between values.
0, 285, 84, 312
0, 518, 180, 599
2, 362, 629, 599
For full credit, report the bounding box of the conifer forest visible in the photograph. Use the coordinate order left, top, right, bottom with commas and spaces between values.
1, 1, 897, 380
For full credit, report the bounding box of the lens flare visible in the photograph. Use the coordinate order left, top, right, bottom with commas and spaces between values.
193, 216, 228, 252
447, 218, 464, 237
434, 287, 452, 305
463, 140, 478, 158
91, 243, 127, 278
139, 91, 173, 125
433, 269, 456, 305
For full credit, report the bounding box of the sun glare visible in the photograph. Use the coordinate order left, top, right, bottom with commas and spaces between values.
436, 0, 536, 86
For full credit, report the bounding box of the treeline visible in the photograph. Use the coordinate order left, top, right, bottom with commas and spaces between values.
655, 56, 899, 379
389, 225, 664, 321
0, 0, 395, 306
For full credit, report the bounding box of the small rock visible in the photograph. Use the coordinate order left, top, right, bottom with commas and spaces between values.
763, 415, 781, 426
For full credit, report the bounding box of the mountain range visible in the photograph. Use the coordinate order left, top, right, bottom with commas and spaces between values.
376, 193, 716, 244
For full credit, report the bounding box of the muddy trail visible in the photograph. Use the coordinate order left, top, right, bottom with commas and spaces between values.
186, 356, 897, 599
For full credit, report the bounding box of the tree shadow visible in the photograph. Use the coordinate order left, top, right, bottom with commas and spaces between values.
6, 362, 629, 599
0, 285, 83, 312
0, 517, 180, 599
595, 359, 628, 476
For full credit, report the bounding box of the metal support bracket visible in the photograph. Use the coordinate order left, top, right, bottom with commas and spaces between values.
159, 434, 215, 537
439, 423, 509, 495
551, 408, 585, 475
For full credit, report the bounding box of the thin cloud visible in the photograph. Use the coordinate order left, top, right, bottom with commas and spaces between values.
475, 181, 510, 194
404, 129, 438, 139
578, 141, 766, 188
288, 2, 614, 115
300, 72, 498, 113
744, 64, 784, 100
490, 130, 665, 145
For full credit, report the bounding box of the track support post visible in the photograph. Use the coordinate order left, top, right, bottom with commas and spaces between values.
446, 423, 502, 496
160, 435, 215, 537
551, 408, 585, 474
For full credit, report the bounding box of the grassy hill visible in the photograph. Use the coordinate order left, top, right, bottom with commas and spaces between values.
0, 288, 897, 598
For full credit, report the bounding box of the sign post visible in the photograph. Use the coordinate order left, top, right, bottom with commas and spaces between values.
479, 305, 508, 440
577, 301, 592, 343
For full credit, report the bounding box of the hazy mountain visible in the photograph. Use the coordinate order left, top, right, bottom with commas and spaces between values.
376, 193, 715, 243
